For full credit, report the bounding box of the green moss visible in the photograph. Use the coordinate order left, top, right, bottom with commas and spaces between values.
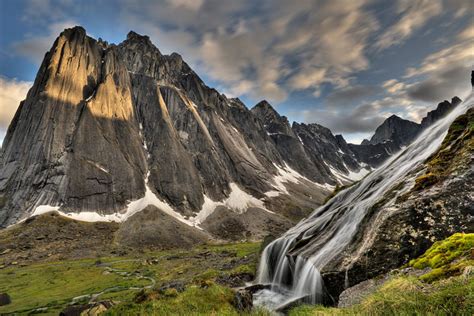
231, 263, 256, 275
413, 108, 474, 191
409, 233, 474, 282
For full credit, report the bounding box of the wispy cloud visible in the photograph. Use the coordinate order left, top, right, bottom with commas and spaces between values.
120, 0, 379, 102
375, 0, 443, 50
0, 76, 32, 143
12, 20, 78, 64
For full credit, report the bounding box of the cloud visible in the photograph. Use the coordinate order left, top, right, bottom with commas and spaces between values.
166, 0, 204, 11
407, 65, 471, 102
299, 102, 387, 134
382, 79, 406, 94
120, 0, 379, 103
325, 85, 381, 106
403, 23, 473, 102
376, 0, 442, 50
0, 77, 33, 143
12, 20, 78, 64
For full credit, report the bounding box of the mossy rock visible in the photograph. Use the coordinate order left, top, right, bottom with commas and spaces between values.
413, 108, 473, 192
409, 233, 474, 282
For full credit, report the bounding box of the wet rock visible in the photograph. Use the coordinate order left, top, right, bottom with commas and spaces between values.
0, 293, 11, 306
216, 273, 254, 287
232, 289, 253, 312
337, 275, 388, 308
158, 280, 186, 293
243, 284, 270, 294
60, 300, 115, 316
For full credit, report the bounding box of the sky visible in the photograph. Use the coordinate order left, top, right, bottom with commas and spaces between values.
0, 0, 472, 144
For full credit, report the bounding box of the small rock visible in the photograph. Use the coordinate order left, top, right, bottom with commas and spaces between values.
158, 281, 186, 293
462, 265, 473, 280
60, 300, 115, 316
232, 289, 252, 312
0, 249, 11, 255
0, 293, 11, 306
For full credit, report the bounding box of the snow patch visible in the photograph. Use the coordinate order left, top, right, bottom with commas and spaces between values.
33, 205, 60, 216
85, 91, 96, 102
30, 172, 197, 228
330, 165, 371, 183
190, 183, 272, 225
265, 163, 333, 197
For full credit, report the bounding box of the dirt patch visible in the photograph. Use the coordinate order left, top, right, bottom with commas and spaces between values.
116, 205, 210, 249
0, 212, 119, 266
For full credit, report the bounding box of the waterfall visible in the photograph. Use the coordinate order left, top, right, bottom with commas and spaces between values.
254, 93, 473, 310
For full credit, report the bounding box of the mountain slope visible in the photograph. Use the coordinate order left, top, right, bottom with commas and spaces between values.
1, 27, 366, 236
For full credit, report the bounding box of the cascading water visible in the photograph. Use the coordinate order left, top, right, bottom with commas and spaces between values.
254, 93, 473, 310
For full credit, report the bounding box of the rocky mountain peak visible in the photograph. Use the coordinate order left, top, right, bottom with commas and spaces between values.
251, 100, 292, 135
126, 30, 151, 43
420, 97, 461, 129
369, 114, 421, 146
61, 26, 87, 39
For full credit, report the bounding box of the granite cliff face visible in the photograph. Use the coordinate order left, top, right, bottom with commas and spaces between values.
0, 27, 370, 236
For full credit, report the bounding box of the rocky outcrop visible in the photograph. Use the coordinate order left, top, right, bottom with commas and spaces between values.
251, 101, 334, 185
348, 141, 399, 167
292, 123, 361, 179
420, 97, 461, 129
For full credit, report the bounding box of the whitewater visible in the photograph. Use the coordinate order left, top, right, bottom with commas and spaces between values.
254, 92, 473, 310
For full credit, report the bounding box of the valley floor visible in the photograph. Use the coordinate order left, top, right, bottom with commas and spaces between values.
0, 232, 472, 315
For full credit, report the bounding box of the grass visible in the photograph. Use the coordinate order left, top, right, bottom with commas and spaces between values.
0, 258, 150, 314
289, 233, 474, 316
0, 242, 262, 315
290, 276, 473, 316
105, 284, 270, 316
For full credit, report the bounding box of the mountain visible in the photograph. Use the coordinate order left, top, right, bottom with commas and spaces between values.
0, 27, 371, 237
367, 115, 421, 146
255, 91, 472, 308
348, 97, 461, 167
251, 101, 369, 186
0, 26, 464, 246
